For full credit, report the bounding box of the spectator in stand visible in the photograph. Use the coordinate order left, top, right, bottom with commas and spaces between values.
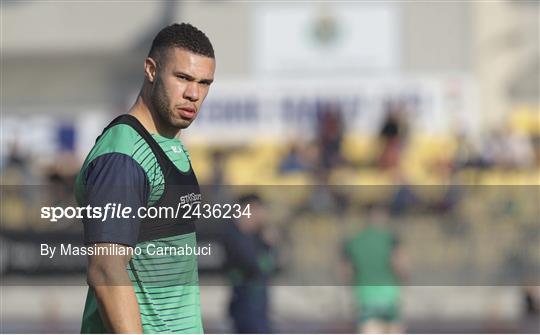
279, 143, 308, 174
389, 169, 420, 216
453, 132, 489, 170
378, 102, 407, 170
316, 102, 345, 170
1, 140, 30, 184
482, 126, 534, 170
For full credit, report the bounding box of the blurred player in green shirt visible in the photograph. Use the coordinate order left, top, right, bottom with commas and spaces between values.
342, 204, 407, 333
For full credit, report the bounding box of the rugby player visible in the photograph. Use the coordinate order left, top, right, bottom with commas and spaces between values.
342, 205, 406, 334
75, 23, 215, 333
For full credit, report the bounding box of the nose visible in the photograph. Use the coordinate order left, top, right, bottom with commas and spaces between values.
183, 82, 200, 102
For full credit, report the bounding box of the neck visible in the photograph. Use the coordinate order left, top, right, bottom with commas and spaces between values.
128, 86, 180, 138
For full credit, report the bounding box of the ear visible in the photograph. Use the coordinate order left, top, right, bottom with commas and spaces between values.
144, 57, 158, 83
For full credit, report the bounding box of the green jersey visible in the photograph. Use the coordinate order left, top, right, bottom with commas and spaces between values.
76, 119, 203, 334
344, 226, 400, 306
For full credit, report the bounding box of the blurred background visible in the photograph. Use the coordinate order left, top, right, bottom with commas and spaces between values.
1, 1, 539, 333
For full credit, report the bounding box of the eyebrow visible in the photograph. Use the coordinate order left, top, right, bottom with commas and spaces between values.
174, 71, 214, 85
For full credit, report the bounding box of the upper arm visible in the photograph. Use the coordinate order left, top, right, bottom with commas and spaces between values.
82, 153, 149, 248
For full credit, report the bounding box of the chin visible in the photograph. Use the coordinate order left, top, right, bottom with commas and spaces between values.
172, 119, 193, 130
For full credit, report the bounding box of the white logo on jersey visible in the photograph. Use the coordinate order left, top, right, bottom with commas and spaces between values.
171, 146, 182, 154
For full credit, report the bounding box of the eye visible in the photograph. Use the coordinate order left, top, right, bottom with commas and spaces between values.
176, 74, 189, 81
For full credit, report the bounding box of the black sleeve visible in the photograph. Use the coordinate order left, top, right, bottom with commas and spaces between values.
82, 153, 150, 247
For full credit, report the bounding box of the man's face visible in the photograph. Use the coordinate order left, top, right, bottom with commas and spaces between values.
238, 202, 267, 233
150, 48, 215, 129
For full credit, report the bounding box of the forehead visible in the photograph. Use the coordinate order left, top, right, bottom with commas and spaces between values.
162, 47, 215, 78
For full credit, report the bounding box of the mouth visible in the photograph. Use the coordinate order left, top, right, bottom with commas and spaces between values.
176, 106, 196, 119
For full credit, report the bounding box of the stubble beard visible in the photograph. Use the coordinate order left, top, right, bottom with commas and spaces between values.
150, 75, 191, 130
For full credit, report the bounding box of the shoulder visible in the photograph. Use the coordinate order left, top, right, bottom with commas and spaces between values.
75, 152, 150, 204
78, 123, 149, 179
153, 135, 192, 173
75, 124, 149, 203
89, 124, 142, 158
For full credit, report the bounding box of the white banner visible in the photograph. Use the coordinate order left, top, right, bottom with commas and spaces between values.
185, 76, 478, 145
254, 3, 399, 75
1, 76, 478, 163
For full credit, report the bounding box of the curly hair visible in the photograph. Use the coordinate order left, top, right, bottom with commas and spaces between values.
148, 23, 214, 65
